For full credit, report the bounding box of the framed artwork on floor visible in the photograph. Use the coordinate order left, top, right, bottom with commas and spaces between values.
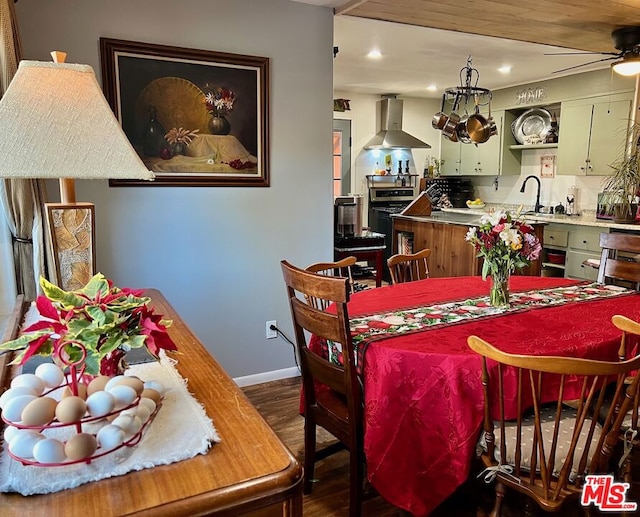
100, 38, 270, 187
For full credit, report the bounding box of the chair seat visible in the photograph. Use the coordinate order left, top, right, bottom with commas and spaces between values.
479, 406, 602, 481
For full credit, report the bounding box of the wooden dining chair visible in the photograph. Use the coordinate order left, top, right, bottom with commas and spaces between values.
467, 334, 640, 517
281, 260, 365, 517
387, 248, 431, 284
610, 314, 640, 484
304, 256, 357, 309
597, 232, 640, 289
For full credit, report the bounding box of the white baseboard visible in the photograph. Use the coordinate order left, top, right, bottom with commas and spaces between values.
233, 366, 300, 387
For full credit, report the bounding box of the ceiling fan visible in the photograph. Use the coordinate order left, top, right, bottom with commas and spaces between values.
549, 26, 640, 75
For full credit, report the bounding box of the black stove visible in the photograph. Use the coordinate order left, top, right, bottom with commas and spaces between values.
368, 186, 417, 281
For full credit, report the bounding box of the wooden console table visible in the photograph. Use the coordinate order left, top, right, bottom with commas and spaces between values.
0, 291, 303, 517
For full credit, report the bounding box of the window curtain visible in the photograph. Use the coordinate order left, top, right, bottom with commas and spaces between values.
0, 0, 47, 302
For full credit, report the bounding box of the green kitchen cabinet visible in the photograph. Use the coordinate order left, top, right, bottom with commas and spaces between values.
440, 134, 461, 175
557, 93, 632, 176
440, 110, 506, 176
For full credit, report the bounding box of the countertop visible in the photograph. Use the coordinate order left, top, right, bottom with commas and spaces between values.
441, 206, 640, 231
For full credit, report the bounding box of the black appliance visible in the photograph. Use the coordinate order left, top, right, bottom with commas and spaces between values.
368, 185, 417, 281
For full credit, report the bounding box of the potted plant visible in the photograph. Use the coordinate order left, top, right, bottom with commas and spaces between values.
601, 122, 640, 223
0, 273, 178, 377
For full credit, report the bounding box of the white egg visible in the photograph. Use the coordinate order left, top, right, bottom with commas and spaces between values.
143, 380, 165, 396
97, 424, 125, 450
86, 391, 115, 418
129, 416, 143, 435
111, 414, 136, 435
104, 375, 125, 392
119, 407, 138, 417
0, 386, 38, 409
135, 405, 151, 424
10, 374, 45, 395
2, 394, 37, 422
9, 430, 45, 459
33, 438, 66, 464
107, 385, 137, 409
34, 363, 65, 388
138, 397, 156, 414
3, 424, 20, 443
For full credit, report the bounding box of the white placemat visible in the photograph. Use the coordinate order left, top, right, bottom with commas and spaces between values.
0, 352, 220, 495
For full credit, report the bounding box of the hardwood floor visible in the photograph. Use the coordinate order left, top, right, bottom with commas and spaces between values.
242, 377, 640, 517
242, 377, 491, 516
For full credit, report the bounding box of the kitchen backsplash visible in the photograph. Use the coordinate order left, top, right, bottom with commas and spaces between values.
355, 147, 606, 216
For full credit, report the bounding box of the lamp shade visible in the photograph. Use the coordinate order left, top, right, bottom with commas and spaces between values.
612, 55, 640, 77
0, 60, 154, 180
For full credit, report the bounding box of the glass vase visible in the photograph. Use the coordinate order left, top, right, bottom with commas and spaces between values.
142, 105, 167, 157
489, 271, 510, 308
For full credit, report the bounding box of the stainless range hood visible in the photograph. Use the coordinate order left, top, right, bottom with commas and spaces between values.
363, 97, 431, 150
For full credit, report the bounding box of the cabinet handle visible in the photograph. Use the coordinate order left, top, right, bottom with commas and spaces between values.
549, 236, 554, 240
583, 240, 587, 244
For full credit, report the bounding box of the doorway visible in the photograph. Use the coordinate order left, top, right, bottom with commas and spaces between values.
333, 119, 351, 196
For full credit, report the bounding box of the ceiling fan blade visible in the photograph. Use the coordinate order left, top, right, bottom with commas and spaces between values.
552, 56, 618, 74
544, 51, 619, 56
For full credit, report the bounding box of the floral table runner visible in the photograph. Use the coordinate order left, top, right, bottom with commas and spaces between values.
324, 282, 634, 371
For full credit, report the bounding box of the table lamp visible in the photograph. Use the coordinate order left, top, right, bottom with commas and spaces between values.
0, 51, 154, 290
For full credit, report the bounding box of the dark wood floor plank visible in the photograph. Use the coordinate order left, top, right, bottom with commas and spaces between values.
242, 375, 640, 516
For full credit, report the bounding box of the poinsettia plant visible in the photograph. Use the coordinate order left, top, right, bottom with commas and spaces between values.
0, 274, 177, 376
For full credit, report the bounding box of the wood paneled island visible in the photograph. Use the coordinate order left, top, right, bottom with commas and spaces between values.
391, 213, 544, 277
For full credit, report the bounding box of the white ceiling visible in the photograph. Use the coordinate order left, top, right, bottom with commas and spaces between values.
293, 1, 615, 99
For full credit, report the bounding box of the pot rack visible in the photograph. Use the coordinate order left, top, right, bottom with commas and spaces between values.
441, 56, 492, 114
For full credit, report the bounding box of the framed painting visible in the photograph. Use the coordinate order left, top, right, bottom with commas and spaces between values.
100, 38, 269, 187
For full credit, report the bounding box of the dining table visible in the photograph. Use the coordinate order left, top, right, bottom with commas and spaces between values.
310, 275, 640, 517
0, 290, 303, 517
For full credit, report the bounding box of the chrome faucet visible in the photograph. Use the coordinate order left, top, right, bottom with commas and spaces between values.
520, 175, 543, 213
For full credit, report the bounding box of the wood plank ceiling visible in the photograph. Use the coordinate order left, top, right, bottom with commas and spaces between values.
336, 0, 640, 54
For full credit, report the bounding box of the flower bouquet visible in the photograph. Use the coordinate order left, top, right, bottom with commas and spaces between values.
163, 127, 199, 158
0, 273, 178, 377
204, 86, 236, 115
465, 209, 542, 307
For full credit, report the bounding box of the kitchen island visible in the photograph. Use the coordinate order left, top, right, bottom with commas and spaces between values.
391, 212, 544, 277
437, 206, 640, 281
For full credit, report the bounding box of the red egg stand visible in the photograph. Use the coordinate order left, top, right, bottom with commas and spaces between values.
3, 340, 162, 467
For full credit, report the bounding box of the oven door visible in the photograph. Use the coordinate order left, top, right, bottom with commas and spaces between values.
369, 205, 407, 282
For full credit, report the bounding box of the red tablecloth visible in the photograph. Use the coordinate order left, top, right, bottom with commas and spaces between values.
328, 276, 640, 516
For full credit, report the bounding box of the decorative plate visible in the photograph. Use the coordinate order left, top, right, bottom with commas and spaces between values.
134, 77, 210, 136
511, 108, 552, 144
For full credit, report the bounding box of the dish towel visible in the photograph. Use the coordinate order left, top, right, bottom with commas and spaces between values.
0, 352, 221, 495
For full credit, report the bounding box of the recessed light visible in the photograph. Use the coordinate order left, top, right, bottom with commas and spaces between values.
367, 49, 382, 59
426, 85, 437, 92
498, 65, 512, 74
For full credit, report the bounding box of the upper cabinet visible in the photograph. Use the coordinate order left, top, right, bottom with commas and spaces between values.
440, 110, 513, 176
557, 93, 632, 176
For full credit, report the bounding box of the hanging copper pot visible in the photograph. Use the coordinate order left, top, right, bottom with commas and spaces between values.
441, 112, 460, 142
432, 112, 448, 130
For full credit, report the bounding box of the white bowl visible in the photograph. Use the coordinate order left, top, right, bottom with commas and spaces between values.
466, 201, 486, 209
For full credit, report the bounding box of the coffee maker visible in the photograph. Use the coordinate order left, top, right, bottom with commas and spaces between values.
334, 195, 363, 237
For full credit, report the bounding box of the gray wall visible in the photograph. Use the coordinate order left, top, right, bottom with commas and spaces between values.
15, 0, 334, 378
